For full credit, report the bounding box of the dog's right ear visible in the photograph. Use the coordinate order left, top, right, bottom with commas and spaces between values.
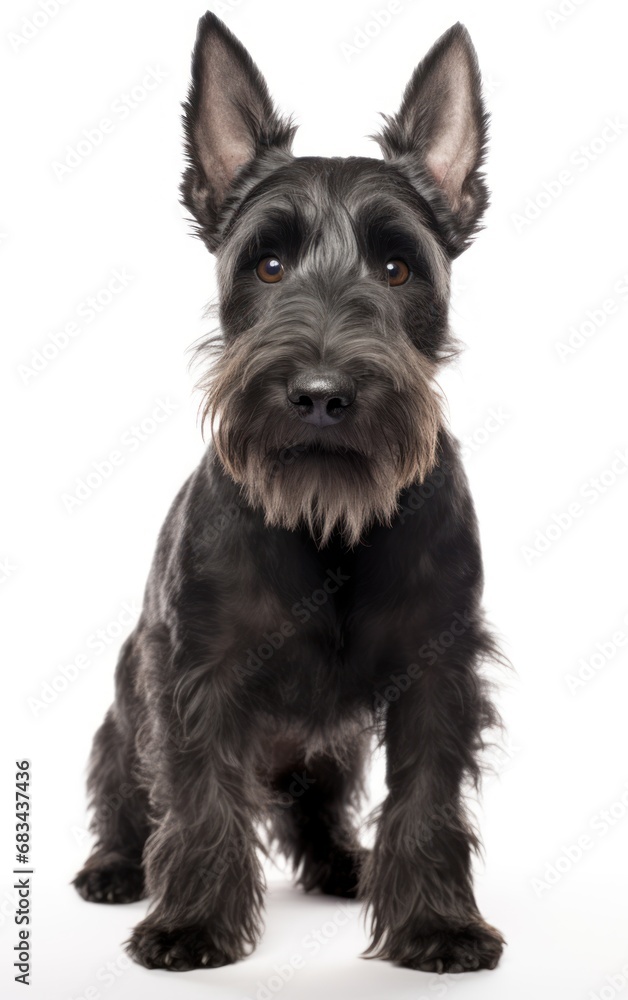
181, 12, 296, 251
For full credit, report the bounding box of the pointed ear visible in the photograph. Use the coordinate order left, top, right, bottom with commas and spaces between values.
374, 23, 489, 256
181, 12, 296, 250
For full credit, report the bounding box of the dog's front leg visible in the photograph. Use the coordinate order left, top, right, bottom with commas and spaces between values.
364, 640, 504, 973
126, 702, 264, 971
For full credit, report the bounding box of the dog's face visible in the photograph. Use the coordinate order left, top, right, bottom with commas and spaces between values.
181, 14, 488, 546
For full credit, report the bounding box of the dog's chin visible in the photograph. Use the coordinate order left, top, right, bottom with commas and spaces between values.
232, 444, 409, 548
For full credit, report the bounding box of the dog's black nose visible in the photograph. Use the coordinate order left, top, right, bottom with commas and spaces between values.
287, 369, 356, 427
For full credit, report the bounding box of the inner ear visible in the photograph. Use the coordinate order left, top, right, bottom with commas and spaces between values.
181, 13, 296, 249
191, 30, 271, 206
374, 23, 489, 254
422, 50, 483, 216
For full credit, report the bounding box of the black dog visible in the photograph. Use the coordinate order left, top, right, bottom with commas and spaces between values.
74, 13, 505, 974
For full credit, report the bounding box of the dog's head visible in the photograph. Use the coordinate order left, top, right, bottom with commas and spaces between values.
182, 13, 488, 546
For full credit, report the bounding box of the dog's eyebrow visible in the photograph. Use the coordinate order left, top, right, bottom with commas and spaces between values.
354, 208, 432, 267
353, 204, 449, 292
235, 203, 314, 265
363, 215, 428, 262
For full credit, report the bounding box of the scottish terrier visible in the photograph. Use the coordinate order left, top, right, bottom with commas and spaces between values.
73, 12, 505, 974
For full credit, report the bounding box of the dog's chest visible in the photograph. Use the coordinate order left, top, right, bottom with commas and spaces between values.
228, 538, 355, 707
214, 527, 421, 717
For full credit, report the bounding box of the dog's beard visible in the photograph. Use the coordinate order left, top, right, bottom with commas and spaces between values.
236, 444, 413, 547
200, 333, 442, 547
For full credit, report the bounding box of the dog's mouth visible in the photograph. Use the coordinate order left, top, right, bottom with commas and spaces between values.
264, 442, 366, 469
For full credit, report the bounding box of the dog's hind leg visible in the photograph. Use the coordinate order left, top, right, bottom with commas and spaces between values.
73, 633, 150, 904
270, 735, 369, 899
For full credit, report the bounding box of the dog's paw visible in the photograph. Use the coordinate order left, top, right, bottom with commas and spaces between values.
300, 846, 369, 899
402, 922, 504, 973
73, 854, 145, 904
318, 847, 370, 899
126, 921, 234, 971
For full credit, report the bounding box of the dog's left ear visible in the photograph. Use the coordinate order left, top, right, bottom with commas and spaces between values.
374, 23, 488, 256
181, 12, 296, 250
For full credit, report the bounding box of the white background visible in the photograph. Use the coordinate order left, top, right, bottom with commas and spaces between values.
2, 0, 628, 997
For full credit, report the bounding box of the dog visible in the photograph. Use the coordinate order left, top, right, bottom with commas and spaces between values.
73, 12, 505, 974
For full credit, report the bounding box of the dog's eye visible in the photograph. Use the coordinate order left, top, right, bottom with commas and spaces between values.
385, 259, 410, 286
256, 257, 284, 283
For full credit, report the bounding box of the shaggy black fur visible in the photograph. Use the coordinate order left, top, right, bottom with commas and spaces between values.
73, 12, 505, 974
